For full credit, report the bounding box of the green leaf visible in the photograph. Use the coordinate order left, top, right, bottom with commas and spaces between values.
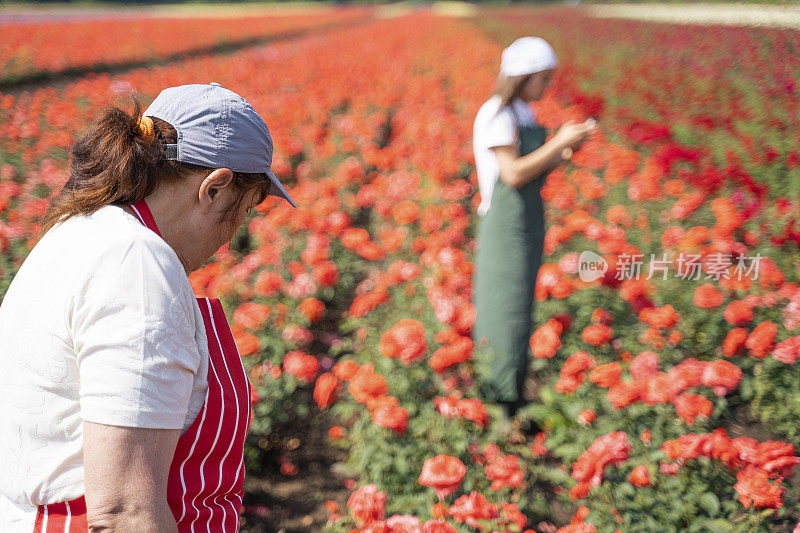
699, 492, 720, 516
704, 519, 734, 533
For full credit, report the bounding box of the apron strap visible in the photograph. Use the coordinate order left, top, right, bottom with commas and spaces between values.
129, 199, 162, 237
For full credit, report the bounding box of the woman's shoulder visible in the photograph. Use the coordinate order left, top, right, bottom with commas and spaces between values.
476, 95, 503, 119
475, 95, 518, 131
45, 205, 186, 284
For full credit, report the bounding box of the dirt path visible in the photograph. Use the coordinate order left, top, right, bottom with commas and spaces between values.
240, 410, 350, 533
588, 3, 800, 29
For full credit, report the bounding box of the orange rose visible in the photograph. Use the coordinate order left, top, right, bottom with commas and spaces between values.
428, 337, 473, 373
628, 465, 651, 487
694, 283, 724, 308
298, 297, 325, 323
530, 318, 563, 359
724, 300, 753, 326
589, 362, 622, 388
745, 321, 777, 360
391, 200, 421, 225
581, 324, 614, 346
723, 328, 749, 357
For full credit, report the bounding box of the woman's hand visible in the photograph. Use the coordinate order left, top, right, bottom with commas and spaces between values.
552, 118, 598, 151
83, 422, 180, 532
493, 118, 599, 189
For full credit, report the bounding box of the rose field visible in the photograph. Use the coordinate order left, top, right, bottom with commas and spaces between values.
2, 4, 800, 532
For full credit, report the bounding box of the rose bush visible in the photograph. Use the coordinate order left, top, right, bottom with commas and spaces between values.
1, 5, 799, 532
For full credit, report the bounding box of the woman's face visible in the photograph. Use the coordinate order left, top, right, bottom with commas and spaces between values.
211, 185, 264, 250
520, 69, 554, 102
190, 172, 266, 270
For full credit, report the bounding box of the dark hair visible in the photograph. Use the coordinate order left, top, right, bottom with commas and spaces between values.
39, 93, 272, 237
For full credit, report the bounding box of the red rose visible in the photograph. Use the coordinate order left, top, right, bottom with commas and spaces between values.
313, 372, 338, 410
639, 372, 672, 405
233, 302, 271, 329
386, 515, 421, 533
702, 360, 743, 396
379, 319, 428, 365
734, 466, 783, 509
629, 351, 660, 379
455, 398, 489, 428
371, 405, 409, 435
448, 491, 498, 528
607, 380, 640, 409
639, 305, 680, 330
418, 455, 467, 500
232, 326, 260, 356
571, 432, 631, 490
311, 260, 339, 287
773, 336, 800, 365
333, 360, 360, 381
347, 483, 386, 525
282, 351, 318, 382
484, 454, 523, 490
673, 392, 712, 425
578, 409, 596, 426
347, 364, 389, 403
421, 519, 458, 533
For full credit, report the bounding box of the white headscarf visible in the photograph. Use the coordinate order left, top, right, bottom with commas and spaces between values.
500, 37, 558, 77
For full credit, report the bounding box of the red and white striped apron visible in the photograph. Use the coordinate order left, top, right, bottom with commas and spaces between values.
32, 199, 252, 532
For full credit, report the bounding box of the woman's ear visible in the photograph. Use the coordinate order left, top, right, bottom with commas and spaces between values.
198, 168, 234, 212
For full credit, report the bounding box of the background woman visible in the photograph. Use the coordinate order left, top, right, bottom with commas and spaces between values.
0, 83, 295, 532
472, 37, 597, 419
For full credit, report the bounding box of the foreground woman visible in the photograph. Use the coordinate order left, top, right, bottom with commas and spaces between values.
472, 38, 597, 418
0, 83, 295, 531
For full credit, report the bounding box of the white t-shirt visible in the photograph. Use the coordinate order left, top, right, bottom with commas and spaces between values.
473, 96, 536, 217
0, 204, 209, 525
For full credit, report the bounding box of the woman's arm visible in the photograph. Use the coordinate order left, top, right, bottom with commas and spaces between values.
83, 422, 180, 533
493, 119, 598, 189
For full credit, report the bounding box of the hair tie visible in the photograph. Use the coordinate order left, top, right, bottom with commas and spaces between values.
137, 116, 155, 145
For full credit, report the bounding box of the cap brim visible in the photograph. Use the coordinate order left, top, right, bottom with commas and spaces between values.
266, 170, 296, 208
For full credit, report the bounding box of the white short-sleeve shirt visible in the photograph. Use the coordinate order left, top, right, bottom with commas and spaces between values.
473, 96, 536, 217
0, 204, 209, 525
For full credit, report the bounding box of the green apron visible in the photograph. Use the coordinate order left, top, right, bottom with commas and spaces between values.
473, 109, 549, 409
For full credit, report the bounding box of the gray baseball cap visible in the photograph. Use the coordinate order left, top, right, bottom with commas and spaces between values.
143, 82, 296, 207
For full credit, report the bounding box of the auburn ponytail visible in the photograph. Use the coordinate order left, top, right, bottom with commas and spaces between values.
39, 95, 168, 236
39, 92, 273, 238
